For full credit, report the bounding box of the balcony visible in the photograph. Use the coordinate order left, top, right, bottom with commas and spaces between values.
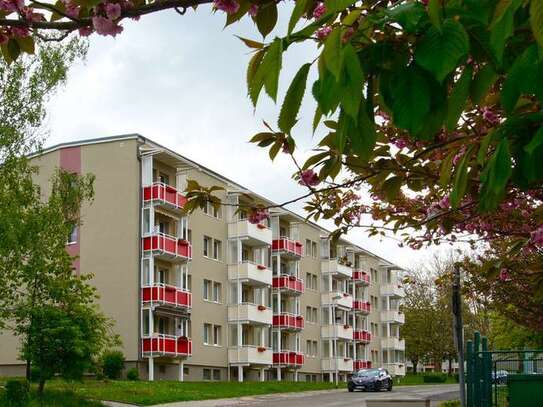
228, 303, 273, 325
381, 337, 405, 350
142, 233, 192, 262
380, 283, 405, 298
141, 335, 192, 357
384, 363, 406, 376
272, 237, 303, 259
272, 313, 304, 331
353, 330, 371, 343
142, 284, 192, 311
143, 182, 187, 212
272, 275, 304, 296
352, 270, 370, 285
228, 262, 272, 287
381, 310, 405, 324
228, 220, 272, 246
321, 259, 353, 279
321, 324, 353, 341
353, 300, 371, 314
273, 351, 304, 368
321, 358, 353, 372
353, 360, 372, 370
228, 345, 273, 365
321, 292, 353, 310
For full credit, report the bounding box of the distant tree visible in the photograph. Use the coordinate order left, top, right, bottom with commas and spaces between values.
487, 312, 543, 350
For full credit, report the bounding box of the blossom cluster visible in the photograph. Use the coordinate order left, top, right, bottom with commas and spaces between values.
247, 208, 270, 225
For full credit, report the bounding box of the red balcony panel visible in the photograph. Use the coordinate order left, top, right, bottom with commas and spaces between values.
142, 234, 192, 260
353, 360, 372, 370
352, 270, 370, 285
142, 285, 192, 309
353, 330, 371, 343
353, 300, 371, 313
273, 351, 304, 367
141, 336, 192, 357
272, 238, 303, 257
272, 314, 304, 330
143, 183, 187, 210
272, 276, 304, 294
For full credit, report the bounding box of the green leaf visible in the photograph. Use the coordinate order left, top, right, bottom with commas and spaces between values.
477, 130, 495, 165
16, 37, 35, 55
342, 9, 361, 26
6, 39, 20, 63
439, 150, 456, 187
253, 38, 283, 103
524, 126, 543, 155
226, 0, 250, 27
470, 64, 497, 105
235, 35, 264, 49
427, 0, 442, 30
386, 2, 426, 33
450, 146, 475, 208
446, 65, 473, 131
530, 0, 543, 48
388, 66, 431, 133
489, 5, 515, 65
256, 2, 278, 38
350, 101, 376, 162
382, 176, 403, 202
479, 138, 512, 211
490, 0, 518, 27
415, 19, 469, 82
339, 44, 364, 121
278, 63, 311, 134
247, 49, 266, 107
312, 106, 322, 133
269, 140, 282, 161
323, 27, 342, 80
303, 151, 329, 170
324, 0, 354, 13
288, 0, 310, 35
249, 132, 275, 143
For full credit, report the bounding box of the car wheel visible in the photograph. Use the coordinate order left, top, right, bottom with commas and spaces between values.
387, 380, 393, 391
374, 382, 382, 392
348, 387, 354, 392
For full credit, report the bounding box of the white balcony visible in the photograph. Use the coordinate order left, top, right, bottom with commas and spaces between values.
384, 363, 406, 376
321, 358, 353, 372
228, 262, 272, 287
380, 310, 405, 324
228, 303, 273, 325
381, 337, 405, 350
321, 324, 353, 341
228, 346, 273, 366
228, 220, 272, 246
321, 259, 353, 279
321, 292, 353, 310
380, 283, 405, 298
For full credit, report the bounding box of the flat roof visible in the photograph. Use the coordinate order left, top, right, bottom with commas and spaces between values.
36, 134, 402, 269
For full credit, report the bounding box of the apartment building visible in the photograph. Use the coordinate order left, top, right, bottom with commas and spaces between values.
0, 135, 406, 381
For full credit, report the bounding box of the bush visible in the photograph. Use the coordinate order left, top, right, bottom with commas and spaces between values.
5, 379, 29, 406
101, 350, 125, 380
126, 368, 139, 381
423, 374, 448, 383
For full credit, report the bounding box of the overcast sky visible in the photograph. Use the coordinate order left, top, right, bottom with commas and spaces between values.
45, 5, 452, 269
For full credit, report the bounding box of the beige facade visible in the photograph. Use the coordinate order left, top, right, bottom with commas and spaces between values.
0, 135, 405, 381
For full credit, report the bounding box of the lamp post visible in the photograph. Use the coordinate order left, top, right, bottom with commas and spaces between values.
452, 264, 466, 407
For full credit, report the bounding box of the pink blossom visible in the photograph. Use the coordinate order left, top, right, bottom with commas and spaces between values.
22, 7, 45, 21
392, 137, 408, 149
316, 26, 332, 41
92, 16, 123, 36
342, 26, 355, 44
420, 0, 428, 4
299, 169, 320, 187
78, 26, 93, 36
0, 0, 23, 12
105, 2, 122, 19
499, 268, 511, 282
0, 32, 8, 44
64, 2, 80, 18
482, 107, 499, 125
11, 26, 29, 37
248, 3, 258, 17
530, 225, 543, 247
438, 195, 450, 210
312, 2, 326, 19
213, 0, 239, 14
247, 209, 269, 225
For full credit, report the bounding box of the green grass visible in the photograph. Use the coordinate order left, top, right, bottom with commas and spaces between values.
2, 379, 344, 406
0, 388, 104, 407
394, 373, 458, 386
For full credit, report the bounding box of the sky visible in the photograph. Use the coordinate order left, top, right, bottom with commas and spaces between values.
45, 5, 450, 269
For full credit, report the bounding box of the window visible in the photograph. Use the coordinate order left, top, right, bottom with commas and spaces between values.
306, 307, 318, 323
203, 323, 212, 344
312, 241, 318, 258
213, 282, 222, 303
213, 369, 221, 381
184, 367, 189, 376
204, 236, 222, 261
158, 221, 169, 235
67, 225, 78, 244
187, 229, 192, 243
213, 325, 222, 346
312, 274, 318, 291
204, 201, 222, 219
159, 173, 169, 185
203, 368, 211, 380
203, 279, 212, 300
306, 273, 318, 290
213, 239, 222, 261
306, 340, 318, 357
305, 239, 312, 256
203, 236, 211, 257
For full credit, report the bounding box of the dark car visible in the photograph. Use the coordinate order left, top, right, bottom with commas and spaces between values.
491, 370, 508, 385
348, 368, 393, 392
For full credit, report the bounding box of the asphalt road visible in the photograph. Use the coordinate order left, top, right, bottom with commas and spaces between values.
152, 384, 460, 407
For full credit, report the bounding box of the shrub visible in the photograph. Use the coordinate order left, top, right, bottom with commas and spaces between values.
126, 368, 139, 381
423, 374, 448, 383
101, 350, 125, 380
5, 379, 29, 406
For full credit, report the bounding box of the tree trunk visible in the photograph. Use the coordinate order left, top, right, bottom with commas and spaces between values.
38, 378, 45, 395
413, 360, 418, 374
26, 360, 31, 381
448, 357, 453, 375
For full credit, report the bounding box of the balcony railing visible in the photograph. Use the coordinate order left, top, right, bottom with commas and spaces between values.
352, 270, 370, 285
353, 330, 371, 343
228, 220, 272, 246
228, 345, 273, 365
142, 232, 192, 262
381, 310, 405, 324
321, 259, 353, 279
228, 303, 273, 325
380, 283, 405, 298
273, 351, 304, 367
141, 334, 192, 357
381, 337, 406, 350
228, 261, 271, 286
272, 313, 304, 331
321, 324, 353, 341
142, 284, 192, 310
272, 237, 303, 258
321, 358, 353, 372
272, 275, 304, 295
353, 300, 371, 314
353, 360, 372, 370
143, 182, 186, 211
321, 292, 353, 310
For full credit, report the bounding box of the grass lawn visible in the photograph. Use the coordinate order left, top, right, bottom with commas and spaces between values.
2, 379, 344, 406
394, 374, 458, 386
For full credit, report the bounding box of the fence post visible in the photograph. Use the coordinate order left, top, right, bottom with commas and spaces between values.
481, 336, 492, 407
466, 340, 473, 407
473, 332, 481, 407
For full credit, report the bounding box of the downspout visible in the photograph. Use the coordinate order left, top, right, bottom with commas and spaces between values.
137, 141, 143, 369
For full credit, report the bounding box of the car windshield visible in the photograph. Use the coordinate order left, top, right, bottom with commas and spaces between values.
355, 369, 380, 377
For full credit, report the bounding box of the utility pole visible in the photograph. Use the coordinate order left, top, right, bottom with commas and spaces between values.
452, 264, 466, 407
